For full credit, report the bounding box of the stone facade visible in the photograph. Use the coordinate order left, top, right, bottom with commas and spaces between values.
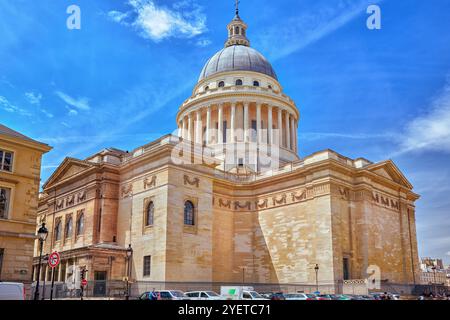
0, 124, 51, 294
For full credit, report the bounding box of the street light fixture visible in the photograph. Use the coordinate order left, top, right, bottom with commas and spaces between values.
125, 244, 133, 300
314, 264, 319, 293
34, 223, 48, 300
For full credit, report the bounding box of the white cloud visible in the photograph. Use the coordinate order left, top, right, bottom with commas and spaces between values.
25, 91, 42, 105
55, 91, 90, 111
0, 95, 31, 116
108, 0, 207, 42
399, 76, 450, 154
255, 0, 383, 61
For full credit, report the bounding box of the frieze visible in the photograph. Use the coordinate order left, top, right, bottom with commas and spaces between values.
66, 194, 75, 206
218, 199, 231, 209
184, 175, 200, 188
272, 194, 287, 206
77, 190, 86, 202
255, 199, 268, 209
121, 184, 133, 198
291, 190, 307, 202
234, 201, 252, 211
372, 192, 400, 211
144, 175, 157, 189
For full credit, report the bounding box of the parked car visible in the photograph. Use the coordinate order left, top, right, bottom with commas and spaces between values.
270, 292, 286, 300
284, 293, 316, 300
260, 292, 274, 299
138, 290, 189, 300
220, 286, 268, 300
330, 294, 352, 301
316, 294, 333, 300
0, 282, 25, 300
185, 291, 223, 300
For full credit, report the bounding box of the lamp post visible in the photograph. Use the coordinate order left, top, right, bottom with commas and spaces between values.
314, 264, 319, 293
34, 223, 48, 300
125, 244, 133, 300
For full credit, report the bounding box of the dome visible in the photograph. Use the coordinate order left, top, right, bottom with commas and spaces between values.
198, 45, 278, 82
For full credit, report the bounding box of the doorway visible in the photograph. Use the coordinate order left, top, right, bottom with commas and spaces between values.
93, 271, 107, 297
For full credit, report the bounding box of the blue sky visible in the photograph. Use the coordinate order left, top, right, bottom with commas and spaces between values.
1, 0, 449, 264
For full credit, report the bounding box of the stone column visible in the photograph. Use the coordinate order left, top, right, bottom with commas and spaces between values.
278, 108, 283, 146
285, 112, 291, 149
256, 103, 262, 144
181, 117, 187, 140
294, 119, 298, 153
206, 106, 211, 144
244, 102, 249, 143
231, 102, 236, 143
195, 110, 202, 144
187, 113, 193, 141
268, 105, 273, 145
290, 116, 295, 151
218, 104, 223, 144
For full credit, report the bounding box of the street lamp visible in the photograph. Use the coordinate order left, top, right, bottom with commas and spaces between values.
314, 264, 320, 293
34, 223, 48, 300
125, 244, 133, 300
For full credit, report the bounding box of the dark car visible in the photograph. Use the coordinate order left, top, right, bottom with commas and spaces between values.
270, 292, 286, 300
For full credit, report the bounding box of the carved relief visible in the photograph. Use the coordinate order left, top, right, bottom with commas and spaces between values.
255, 199, 268, 209
234, 201, 251, 211
144, 175, 157, 189
372, 191, 400, 211
56, 199, 64, 210
77, 190, 86, 202
184, 175, 200, 188
291, 190, 307, 202
272, 194, 287, 206
339, 187, 350, 200
121, 184, 133, 198
218, 199, 231, 209
66, 194, 75, 206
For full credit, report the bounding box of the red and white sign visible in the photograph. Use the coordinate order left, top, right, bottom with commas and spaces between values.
48, 251, 60, 269
81, 279, 88, 287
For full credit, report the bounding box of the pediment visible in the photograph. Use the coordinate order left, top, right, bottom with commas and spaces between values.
367, 160, 413, 189
43, 157, 96, 190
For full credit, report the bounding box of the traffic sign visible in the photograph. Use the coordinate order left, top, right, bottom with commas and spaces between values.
48, 251, 60, 269
81, 279, 88, 286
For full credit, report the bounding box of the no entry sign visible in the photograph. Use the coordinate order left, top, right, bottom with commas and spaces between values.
48, 251, 60, 269
81, 279, 88, 286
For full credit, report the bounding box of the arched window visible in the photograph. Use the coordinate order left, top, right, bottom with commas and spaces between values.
65, 216, 73, 239
268, 85, 273, 90
204, 86, 209, 91
54, 221, 61, 241
184, 201, 195, 226
146, 201, 154, 226
76, 213, 84, 236
235, 26, 240, 35
235, 79, 243, 86
253, 81, 260, 87
218, 81, 225, 88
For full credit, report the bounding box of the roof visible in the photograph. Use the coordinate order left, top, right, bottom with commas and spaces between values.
0, 123, 51, 150
198, 45, 278, 82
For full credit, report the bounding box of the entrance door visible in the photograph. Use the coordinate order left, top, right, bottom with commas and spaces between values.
93, 271, 107, 297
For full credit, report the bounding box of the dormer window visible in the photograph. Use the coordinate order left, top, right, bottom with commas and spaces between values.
253, 81, 260, 87
218, 81, 225, 88
235, 79, 243, 86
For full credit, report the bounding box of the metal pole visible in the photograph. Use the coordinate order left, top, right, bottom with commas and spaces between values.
34, 240, 43, 300
50, 267, 56, 300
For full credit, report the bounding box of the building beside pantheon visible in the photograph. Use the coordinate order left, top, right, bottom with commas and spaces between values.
34, 12, 421, 294
0, 124, 51, 292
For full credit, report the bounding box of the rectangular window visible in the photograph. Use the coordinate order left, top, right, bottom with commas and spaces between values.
343, 257, 350, 280
143, 255, 151, 277
0, 150, 13, 172
0, 187, 11, 219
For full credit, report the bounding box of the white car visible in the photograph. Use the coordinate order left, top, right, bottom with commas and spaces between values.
155, 290, 190, 300
284, 293, 315, 300
185, 291, 223, 300
0, 282, 25, 300
242, 291, 268, 300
